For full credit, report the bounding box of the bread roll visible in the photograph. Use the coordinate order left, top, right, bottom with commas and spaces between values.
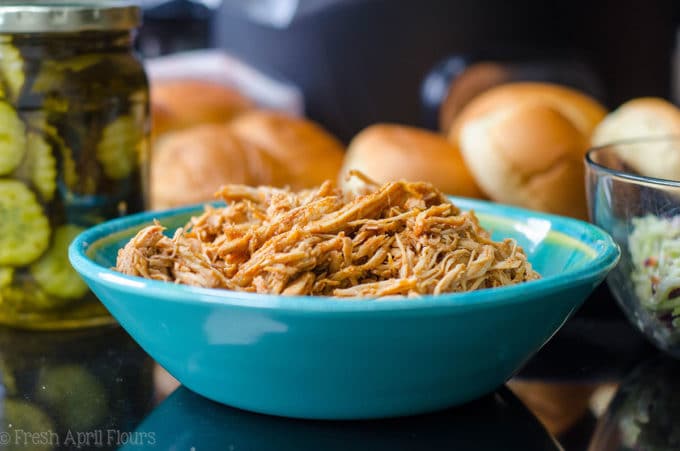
150, 102, 175, 138
339, 124, 484, 197
150, 124, 283, 210
449, 82, 607, 219
591, 97, 680, 181
228, 111, 345, 189
439, 62, 510, 134
151, 79, 254, 136
151, 111, 345, 209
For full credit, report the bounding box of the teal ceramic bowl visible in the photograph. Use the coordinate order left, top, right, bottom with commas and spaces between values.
69, 198, 619, 420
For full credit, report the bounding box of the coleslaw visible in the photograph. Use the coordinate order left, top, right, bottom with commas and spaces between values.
628, 215, 680, 329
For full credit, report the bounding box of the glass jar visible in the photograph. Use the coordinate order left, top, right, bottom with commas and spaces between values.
0, 326, 155, 437
0, 2, 149, 329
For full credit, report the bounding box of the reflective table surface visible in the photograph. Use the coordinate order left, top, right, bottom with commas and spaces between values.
0, 291, 674, 451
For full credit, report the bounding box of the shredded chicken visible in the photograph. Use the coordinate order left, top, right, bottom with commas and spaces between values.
116, 175, 540, 297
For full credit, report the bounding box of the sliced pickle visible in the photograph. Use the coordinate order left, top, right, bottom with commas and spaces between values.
0, 180, 50, 266
129, 90, 150, 166
38, 122, 78, 189
36, 365, 107, 431
32, 54, 103, 93
23, 111, 47, 131
13, 132, 57, 201
41, 95, 69, 114
30, 225, 88, 300
129, 90, 149, 123
60, 144, 79, 189
52, 54, 102, 72
0, 101, 26, 175
0, 267, 12, 288
0, 282, 61, 312
33, 70, 60, 93
1, 399, 55, 451
96, 115, 142, 179
0, 42, 25, 102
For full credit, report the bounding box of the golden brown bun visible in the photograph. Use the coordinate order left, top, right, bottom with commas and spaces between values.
151, 79, 254, 135
449, 82, 607, 219
340, 124, 484, 198
151, 112, 345, 209
150, 124, 283, 210
228, 111, 345, 189
592, 97, 680, 181
439, 62, 510, 134
150, 102, 175, 138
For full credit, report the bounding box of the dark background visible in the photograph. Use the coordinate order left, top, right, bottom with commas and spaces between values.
140, 0, 680, 140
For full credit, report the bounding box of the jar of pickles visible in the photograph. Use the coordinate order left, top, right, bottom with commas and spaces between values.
0, 2, 149, 329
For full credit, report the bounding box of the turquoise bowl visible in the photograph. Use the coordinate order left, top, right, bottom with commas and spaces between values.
69, 198, 619, 419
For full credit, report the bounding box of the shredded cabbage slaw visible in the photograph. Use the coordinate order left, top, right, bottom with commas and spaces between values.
629, 215, 680, 327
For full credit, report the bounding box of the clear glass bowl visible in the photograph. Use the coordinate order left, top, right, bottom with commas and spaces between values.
586, 136, 680, 357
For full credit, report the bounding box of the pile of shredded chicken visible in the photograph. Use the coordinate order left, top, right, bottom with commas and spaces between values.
116, 175, 539, 297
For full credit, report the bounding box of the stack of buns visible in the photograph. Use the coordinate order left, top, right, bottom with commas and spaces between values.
150, 77, 680, 220
341, 82, 607, 219
150, 79, 344, 210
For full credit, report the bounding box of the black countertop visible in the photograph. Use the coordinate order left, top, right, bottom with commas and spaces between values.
0, 325, 560, 451
0, 298, 673, 451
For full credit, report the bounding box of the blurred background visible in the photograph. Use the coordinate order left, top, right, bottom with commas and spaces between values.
137, 0, 680, 140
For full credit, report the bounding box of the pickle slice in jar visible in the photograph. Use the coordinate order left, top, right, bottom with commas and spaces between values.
0, 101, 26, 175
1, 399, 55, 451
96, 115, 142, 180
0, 280, 63, 312
56, 139, 79, 190
0, 42, 25, 102
32, 62, 66, 93
30, 225, 88, 300
0, 267, 12, 288
35, 122, 79, 189
0, 180, 50, 266
32, 54, 103, 94
13, 132, 57, 201
56, 54, 103, 71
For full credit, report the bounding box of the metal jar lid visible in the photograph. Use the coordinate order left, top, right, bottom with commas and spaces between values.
0, 2, 141, 33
